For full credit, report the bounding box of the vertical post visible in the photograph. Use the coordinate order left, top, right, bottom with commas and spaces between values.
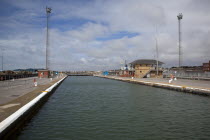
46, 7, 52, 70
177, 13, 183, 67
155, 26, 159, 76
156, 37, 159, 76
1, 48, 4, 71
178, 18, 181, 67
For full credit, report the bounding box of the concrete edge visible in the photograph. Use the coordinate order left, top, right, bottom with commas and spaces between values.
95, 76, 210, 96
0, 76, 67, 139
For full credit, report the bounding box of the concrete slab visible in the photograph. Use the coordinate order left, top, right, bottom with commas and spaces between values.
112, 76, 210, 89
98, 75, 210, 95
0, 76, 66, 122
0, 103, 21, 109
0, 77, 62, 105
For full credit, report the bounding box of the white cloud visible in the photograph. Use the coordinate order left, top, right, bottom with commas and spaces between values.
0, 0, 210, 70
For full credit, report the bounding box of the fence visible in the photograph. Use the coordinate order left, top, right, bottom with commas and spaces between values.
0, 78, 35, 89
0, 74, 37, 81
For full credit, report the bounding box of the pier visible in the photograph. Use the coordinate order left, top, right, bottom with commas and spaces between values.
96, 75, 210, 96
1, 75, 210, 139
66, 71, 94, 76
15, 76, 210, 139
0, 75, 67, 139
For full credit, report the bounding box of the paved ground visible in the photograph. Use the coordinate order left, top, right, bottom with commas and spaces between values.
0, 76, 66, 122
108, 76, 210, 89
0, 76, 64, 105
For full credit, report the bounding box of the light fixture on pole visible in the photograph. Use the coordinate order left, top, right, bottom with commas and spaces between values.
177, 13, 183, 67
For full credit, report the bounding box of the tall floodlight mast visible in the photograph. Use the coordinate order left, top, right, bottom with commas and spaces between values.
177, 13, 183, 67
46, 7, 52, 70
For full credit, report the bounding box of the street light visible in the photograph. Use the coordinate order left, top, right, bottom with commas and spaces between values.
177, 13, 183, 67
46, 7, 52, 70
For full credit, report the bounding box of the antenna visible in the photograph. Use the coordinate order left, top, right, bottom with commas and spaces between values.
177, 13, 183, 67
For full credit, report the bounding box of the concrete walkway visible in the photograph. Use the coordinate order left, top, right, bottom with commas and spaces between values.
118, 77, 210, 89
0, 76, 63, 105
98, 75, 210, 95
0, 76, 66, 122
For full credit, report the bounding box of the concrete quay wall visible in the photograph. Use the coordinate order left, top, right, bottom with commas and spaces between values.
96, 76, 210, 96
0, 76, 67, 140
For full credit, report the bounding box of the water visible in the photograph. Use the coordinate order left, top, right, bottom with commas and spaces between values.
18, 76, 210, 140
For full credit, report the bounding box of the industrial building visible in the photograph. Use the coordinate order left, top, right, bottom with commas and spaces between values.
129, 59, 164, 78
203, 61, 210, 71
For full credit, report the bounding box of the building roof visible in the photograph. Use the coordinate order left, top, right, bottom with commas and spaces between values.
130, 59, 164, 65
38, 69, 50, 72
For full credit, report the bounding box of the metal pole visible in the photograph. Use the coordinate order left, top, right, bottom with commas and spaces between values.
177, 13, 183, 67
156, 37, 159, 76
46, 7, 51, 70
178, 19, 181, 67
1, 48, 4, 71
155, 26, 159, 76
46, 7, 48, 70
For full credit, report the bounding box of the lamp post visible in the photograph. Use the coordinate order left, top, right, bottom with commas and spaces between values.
1, 48, 4, 71
177, 13, 183, 67
46, 7, 52, 70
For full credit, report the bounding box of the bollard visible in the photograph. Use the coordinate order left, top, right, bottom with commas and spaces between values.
34, 78, 37, 87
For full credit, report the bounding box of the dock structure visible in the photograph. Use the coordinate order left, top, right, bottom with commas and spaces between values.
1, 74, 210, 139
66, 71, 94, 76
0, 75, 67, 139
68, 74, 93, 76
96, 75, 210, 96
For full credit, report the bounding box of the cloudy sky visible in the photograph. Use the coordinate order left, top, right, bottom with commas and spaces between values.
0, 0, 210, 71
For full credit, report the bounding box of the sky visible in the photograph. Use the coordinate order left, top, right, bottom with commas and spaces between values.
0, 0, 210, 71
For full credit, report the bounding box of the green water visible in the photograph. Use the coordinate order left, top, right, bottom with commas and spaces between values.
18, 76, 210, 140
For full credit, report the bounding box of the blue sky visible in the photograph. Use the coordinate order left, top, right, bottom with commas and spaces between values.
0, 0, 210, 71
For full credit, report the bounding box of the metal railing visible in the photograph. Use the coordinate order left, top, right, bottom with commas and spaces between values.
0, 78, 35, 89
163, 70, 210, 80
0, 74, 37, 81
